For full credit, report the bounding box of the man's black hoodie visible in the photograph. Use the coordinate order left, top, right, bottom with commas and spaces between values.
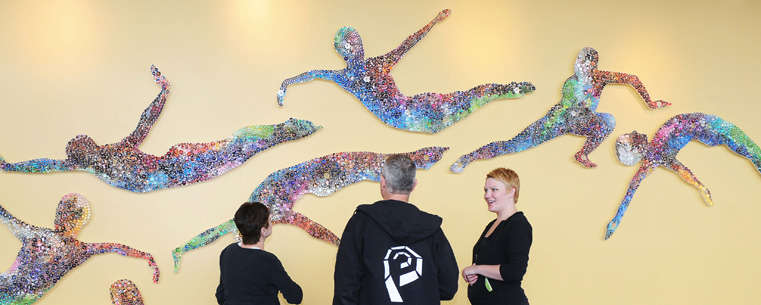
333, 200, 459, 305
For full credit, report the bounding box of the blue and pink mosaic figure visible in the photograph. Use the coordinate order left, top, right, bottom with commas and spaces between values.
0, 66, 320, 193
0, 194, 159, 304
451, 47, 671, 172
171, 147, 448, 272
605, 113, 761, 239
277, 9, 534, 133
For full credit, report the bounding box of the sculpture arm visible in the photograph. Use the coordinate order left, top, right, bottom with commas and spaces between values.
1, 158, 75, 173
172, 219, 238, 273
669, 159, 713, 205
122, 65, 171, 147
277, 69, 339, 106
605, 165, 655, 239
599, 71, 670, 109
0, 204, 31, 241
90, 242, 160, 282
376, 9, 451, 68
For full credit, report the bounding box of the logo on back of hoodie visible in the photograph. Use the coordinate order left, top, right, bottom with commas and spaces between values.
383, 246, 423, 302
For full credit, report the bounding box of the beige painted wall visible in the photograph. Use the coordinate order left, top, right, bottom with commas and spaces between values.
1, 0, 760, 304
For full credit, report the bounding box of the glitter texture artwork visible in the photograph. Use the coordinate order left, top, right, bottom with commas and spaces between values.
110, 279, 144, 305
276, 9, 534, 133
605, 113, 761, 239
0, 66, 320, 193
0, 194, 159, 304
450, 47, 670, 172
171, 147, 448, 272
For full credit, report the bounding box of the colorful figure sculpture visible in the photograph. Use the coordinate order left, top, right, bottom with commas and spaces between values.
0, 66, 320, 192
451, 47, 670, 172
277, 9, 534, 133
0, 194, 159, 304
172, 147, 448, 272
606, 113, 761, 239
110, 279, 145, 305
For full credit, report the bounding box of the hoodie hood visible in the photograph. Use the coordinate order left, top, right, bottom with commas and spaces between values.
356, 200, 442, 245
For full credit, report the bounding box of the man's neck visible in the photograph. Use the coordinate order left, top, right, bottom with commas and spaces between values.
383, 193, 410, 203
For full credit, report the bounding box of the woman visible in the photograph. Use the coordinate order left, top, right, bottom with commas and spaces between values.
216, 202, 302, 305
462, 167, 532, 305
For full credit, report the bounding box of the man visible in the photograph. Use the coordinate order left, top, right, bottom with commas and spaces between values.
333, 154, 459, 304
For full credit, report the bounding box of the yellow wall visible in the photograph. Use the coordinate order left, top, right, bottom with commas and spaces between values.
1, 0, 760, 304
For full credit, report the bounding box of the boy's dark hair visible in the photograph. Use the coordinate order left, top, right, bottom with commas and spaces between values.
234, 202, 270, 245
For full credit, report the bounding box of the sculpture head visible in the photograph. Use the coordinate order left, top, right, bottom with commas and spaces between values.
574, 47, 599, 78
66, 134, 98, 166
110, 279, 145, 305
615, 131, 649, 166
54, 193, 91, 237
334, 27, 365, 65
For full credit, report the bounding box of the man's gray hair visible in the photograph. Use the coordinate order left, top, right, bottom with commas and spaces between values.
380, 154, 416, 195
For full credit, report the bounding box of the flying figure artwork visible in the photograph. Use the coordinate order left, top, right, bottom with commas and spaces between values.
277, 9, 534, 133
451, 47, 670, 173
605, 113, 761, 239
171, 147, 448, 272
0, 66, 320, 192
0, 194, 159, 304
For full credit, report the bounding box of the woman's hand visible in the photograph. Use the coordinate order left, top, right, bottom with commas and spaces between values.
462, 264, 479, 285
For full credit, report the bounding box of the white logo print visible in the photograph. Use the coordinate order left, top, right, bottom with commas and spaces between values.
383, 246, 423, 302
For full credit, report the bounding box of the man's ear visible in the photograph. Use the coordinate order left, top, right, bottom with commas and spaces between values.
411, 179, 418, 192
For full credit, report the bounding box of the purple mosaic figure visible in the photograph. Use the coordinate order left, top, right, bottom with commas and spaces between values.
451, 47, 670, 173
171, 147, 448, 272
110, 279, 145, 305
606, 113, 761, 239
277, 9, 534, 133
0, 66, 320, 192
0, 194, 159, 304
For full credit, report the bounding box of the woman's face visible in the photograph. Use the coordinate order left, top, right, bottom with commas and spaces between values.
483, 178, 513, 214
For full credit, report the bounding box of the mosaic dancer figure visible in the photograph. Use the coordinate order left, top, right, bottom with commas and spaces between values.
605, 113, 761, 239
0, 194, 160, 304
277, 9, 535, 133
0, 66, 320, 192
451, 47, 670, 173
110, 279, 145, 305
172, 147, 448, 272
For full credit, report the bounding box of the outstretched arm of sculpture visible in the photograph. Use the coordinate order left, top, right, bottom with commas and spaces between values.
599, 71, 670, 109
172, 219, 238, 272
277, 69, 340, 106
668, 159, 713, 205
90, 242, 160, 282
377, 9, 451, 68
122, 65, 172, 147
0, 204, 32, 241
605, 165, 655, 239
0, 157, 74, 173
